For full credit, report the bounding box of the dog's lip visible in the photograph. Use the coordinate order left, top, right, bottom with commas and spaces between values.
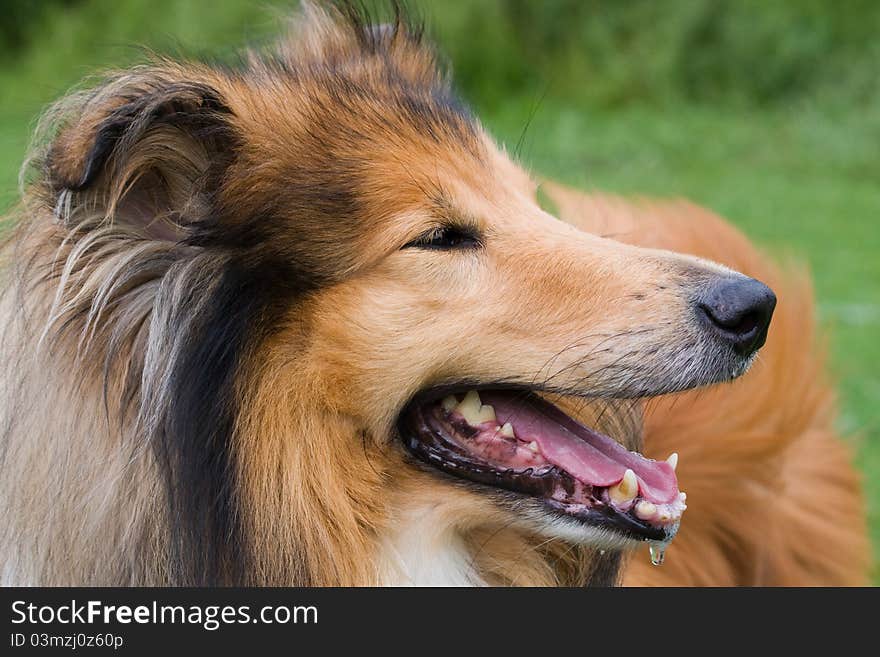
545, 499, 674, 543
397, 385, 686, 541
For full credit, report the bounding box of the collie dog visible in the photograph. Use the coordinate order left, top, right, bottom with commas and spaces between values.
0, 3, 869, 586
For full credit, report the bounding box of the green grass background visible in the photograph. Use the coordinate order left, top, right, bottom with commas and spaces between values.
1, 0, 878, 579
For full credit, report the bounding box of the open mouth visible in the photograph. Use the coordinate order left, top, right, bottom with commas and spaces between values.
398, 389, 686, 545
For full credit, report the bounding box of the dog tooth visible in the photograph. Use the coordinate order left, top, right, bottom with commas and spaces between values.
455, 390, 483, 425
499, 422, 516, 438
667, 452, 679, 471
476, 404, 497, 424
527, 441, 540, 453
679, 491, 687, 502
609, 468, 639, 504
441, 395, 459, 412
635, 501, 657, 520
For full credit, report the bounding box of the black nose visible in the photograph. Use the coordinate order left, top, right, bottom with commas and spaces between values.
698, 277, 776, 356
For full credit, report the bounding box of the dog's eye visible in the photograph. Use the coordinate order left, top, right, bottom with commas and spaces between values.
404, 226, 481, 250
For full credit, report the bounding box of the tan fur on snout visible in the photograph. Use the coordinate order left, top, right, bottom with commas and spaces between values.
0, 2, 868, 586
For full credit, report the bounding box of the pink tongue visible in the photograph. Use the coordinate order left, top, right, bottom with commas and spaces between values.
481, 393, 678, 504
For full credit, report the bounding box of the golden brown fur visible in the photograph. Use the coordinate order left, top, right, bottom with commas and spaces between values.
0, 2, 869, 586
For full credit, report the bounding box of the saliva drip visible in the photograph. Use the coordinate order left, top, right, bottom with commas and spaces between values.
646, 521, 679, 566
648, 544, 665, 566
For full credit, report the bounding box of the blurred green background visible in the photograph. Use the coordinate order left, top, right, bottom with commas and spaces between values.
1, 0, 878, 579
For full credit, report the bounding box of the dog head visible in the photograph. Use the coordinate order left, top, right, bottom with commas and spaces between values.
34, 2, 775, 584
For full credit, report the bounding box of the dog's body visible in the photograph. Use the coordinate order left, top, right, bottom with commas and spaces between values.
0, 3, 869, 586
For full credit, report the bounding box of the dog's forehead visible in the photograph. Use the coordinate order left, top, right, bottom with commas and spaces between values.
224, 69, 486, 189
333, 135, 540, 248
208, 12, 542, 272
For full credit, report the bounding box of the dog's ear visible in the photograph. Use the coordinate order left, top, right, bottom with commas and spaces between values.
45, 69, 238, 241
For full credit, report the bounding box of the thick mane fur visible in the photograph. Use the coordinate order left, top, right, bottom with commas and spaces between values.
1, 1, 471, 586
